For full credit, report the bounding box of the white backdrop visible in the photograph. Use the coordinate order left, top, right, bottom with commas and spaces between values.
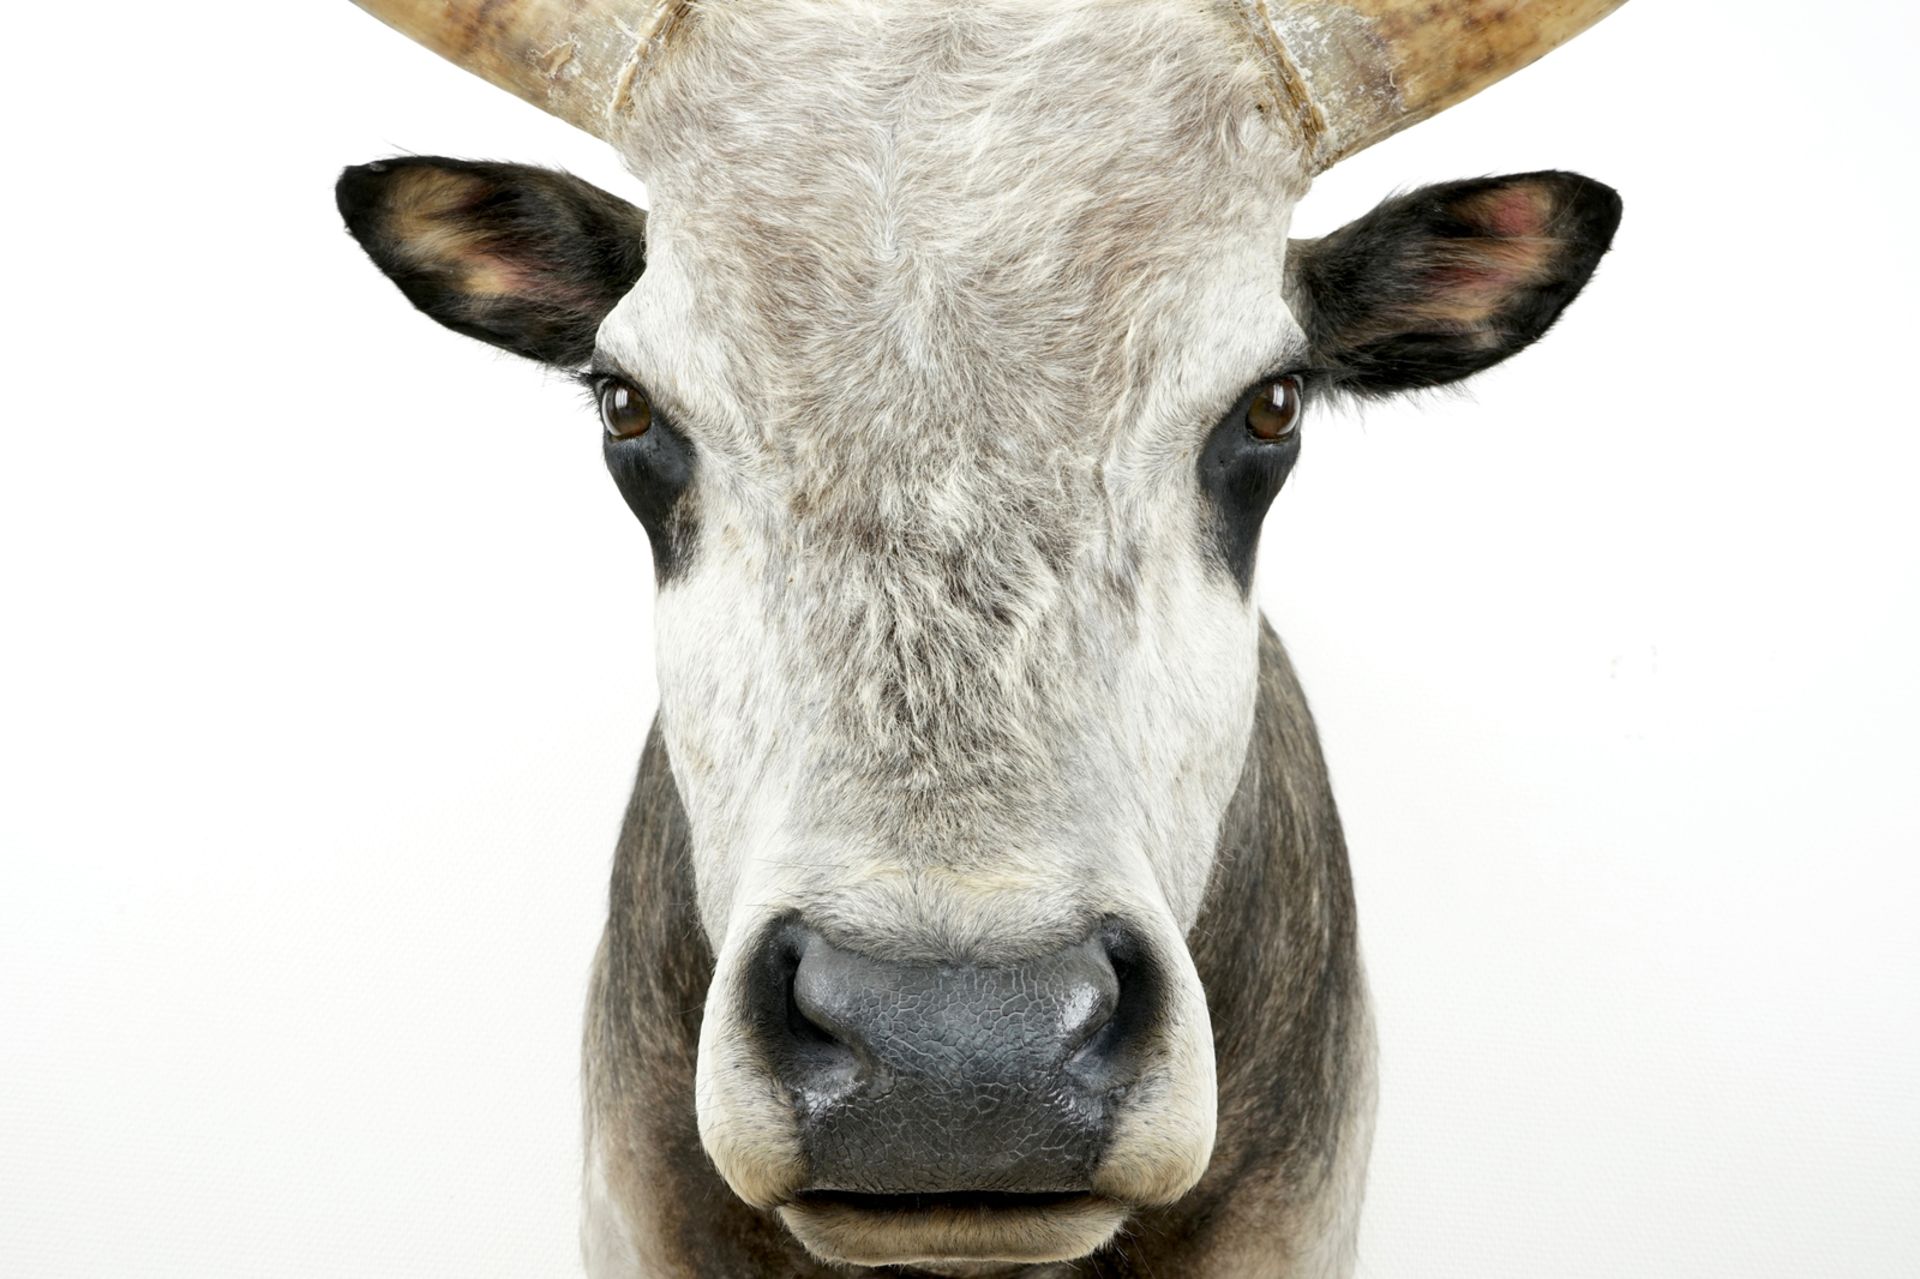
4, 2, 1916, 1276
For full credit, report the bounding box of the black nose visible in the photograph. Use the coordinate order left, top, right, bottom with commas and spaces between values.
746, 922, 1155, 1196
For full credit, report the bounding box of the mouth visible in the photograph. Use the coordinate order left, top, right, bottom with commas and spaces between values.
777, 1190, 1129, 1266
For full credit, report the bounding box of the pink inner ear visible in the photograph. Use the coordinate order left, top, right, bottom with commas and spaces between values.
1413, 185, 1558, 314
1467, 186, 1551, 239
1421, 233, 1557, 323
459, 245, 595, 312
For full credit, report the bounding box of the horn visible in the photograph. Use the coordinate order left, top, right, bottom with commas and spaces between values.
349, 0, 686, 140
1243, 1, 1631, 170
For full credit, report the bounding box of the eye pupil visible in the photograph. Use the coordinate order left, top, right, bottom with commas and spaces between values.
600, 378, 652, 440
1247, 376, 1303, 442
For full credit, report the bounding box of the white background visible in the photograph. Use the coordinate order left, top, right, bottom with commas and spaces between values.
4, 2, 1916, 1275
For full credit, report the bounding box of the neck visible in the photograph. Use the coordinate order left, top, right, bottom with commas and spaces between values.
583, 619, 1371, 1278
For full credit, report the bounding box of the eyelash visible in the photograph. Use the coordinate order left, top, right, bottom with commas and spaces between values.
573, 370, 612, 409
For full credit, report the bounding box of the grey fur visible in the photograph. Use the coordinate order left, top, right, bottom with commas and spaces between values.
329, 2, 1617, 1271
584, 621, 1371, 1277
574, 3, 1362, 1269
598, 0, 1310, 1220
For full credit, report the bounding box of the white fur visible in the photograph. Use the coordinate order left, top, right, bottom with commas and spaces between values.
594, 0, 1319, 1247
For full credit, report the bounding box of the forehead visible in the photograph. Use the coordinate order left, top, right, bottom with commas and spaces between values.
607, 0, 1311, 468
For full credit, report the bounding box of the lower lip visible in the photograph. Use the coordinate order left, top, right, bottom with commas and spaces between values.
795, 1190, 1093, 1212
777, 1191, 1129, 1267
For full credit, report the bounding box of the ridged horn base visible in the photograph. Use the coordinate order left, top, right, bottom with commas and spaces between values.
1241, 0, 1631, 170
349, 0, 685, 140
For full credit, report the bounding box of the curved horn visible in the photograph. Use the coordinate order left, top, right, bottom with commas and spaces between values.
349, 0, 685, 140
1245, 1, 1630, 170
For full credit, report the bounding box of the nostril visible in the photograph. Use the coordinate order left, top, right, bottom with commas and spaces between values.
1066, 924, 1160, 1091
1058, 947, 1120, 1061
786, 953, 842, 1048
788, 940, 851, 1045
746, 923, 864, 1112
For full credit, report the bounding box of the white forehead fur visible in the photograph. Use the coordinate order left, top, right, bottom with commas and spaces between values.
599, 0, 1313, 962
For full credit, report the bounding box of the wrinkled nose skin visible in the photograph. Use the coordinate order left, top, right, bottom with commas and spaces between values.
747, 923, 1152, 1196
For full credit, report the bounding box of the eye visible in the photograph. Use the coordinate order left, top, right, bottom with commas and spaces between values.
1246, 375, 1303, 442
594, 374, 698, 581
598, 378, 653, 440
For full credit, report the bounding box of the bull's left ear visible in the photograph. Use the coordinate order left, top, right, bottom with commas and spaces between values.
1287, 171, 1621, 395
335, 156, 647, 368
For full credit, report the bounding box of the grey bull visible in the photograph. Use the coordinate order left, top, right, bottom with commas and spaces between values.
332, 1, 1631, 1274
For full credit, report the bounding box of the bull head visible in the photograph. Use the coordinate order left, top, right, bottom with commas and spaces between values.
334, 1, 1627, 1272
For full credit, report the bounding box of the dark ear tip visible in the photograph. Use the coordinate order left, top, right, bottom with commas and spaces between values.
1589, 182, 1625, 247
335, 159, 411, 233
1535, 170, 1624, 249
335, 162, 384, 230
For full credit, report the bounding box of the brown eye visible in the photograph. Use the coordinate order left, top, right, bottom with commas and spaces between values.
1247, 376, 1303, 442
599, 379, 652, 440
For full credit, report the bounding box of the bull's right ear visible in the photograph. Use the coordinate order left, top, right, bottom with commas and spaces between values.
335, 157, 647, 368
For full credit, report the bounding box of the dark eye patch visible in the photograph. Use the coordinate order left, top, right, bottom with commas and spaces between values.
591, 373, 698, 582
1197, 377, 1305, 594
